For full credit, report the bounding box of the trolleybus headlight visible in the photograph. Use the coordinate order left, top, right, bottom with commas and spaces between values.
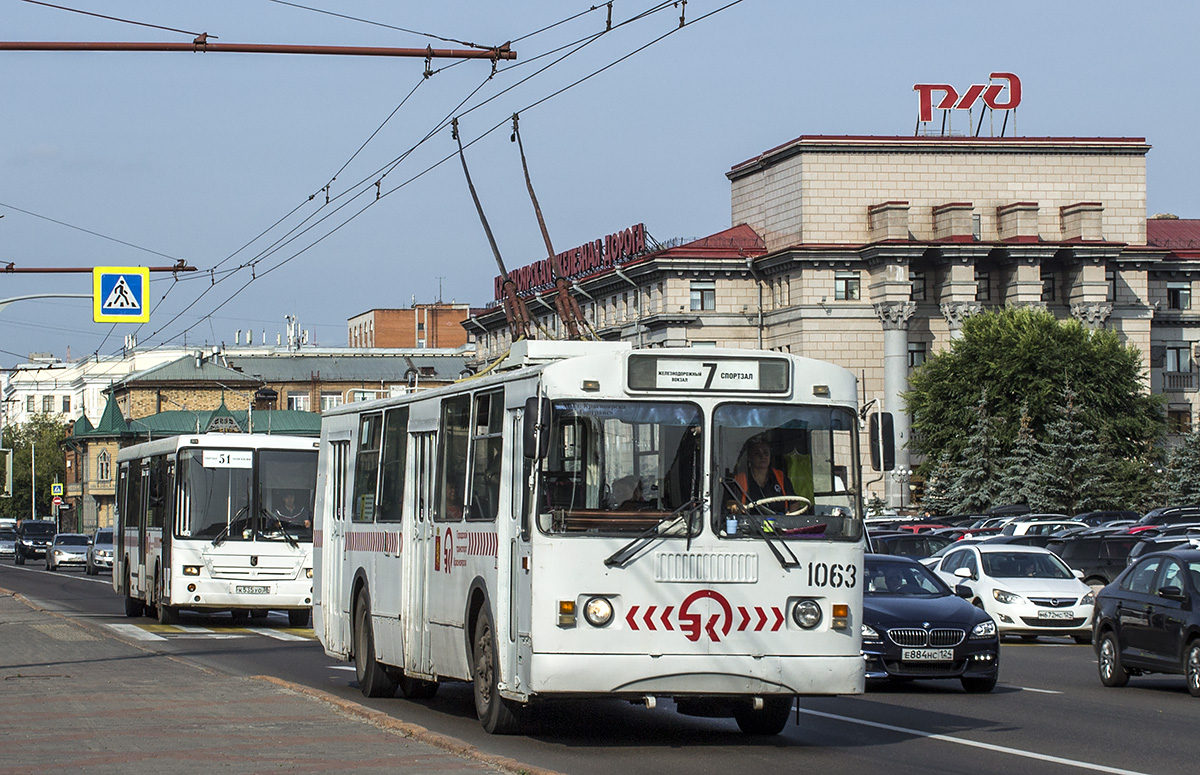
792, 599, 822, 629
582, 597, 613, 628
183, 565, 200, 576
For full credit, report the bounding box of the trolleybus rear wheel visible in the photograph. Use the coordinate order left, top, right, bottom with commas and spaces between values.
353, 590, 397, 698
472, 607, 521, 734
123, 569, 144, 617
733, 696, 793, 735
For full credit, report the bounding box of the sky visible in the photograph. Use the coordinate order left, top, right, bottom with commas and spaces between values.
1, 0, 1198, 368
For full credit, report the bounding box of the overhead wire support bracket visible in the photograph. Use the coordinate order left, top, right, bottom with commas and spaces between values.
0, 40, 517, 60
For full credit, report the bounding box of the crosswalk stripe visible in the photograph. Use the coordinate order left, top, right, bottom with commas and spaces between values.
107, 623, 166, 641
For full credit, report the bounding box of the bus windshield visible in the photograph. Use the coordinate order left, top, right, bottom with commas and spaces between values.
178, 448, 317, 542
713, 403, 861, 541
536, 400, 703, 536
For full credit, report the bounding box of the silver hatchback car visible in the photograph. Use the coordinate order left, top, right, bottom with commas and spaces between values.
86, 528, 114, 575
46, 533, 91, 571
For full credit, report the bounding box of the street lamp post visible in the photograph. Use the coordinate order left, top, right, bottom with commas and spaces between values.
891, 468, 913, 510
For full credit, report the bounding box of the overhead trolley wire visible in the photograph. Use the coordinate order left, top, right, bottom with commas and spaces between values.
125, 1, 740, 352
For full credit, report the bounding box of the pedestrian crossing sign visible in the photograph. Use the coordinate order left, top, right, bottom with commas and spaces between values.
93, 267, 150, 323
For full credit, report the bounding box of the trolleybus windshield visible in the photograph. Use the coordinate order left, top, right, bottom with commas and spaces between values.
714, 403, 861, 541
179, 448, 317, 543
535, 400, 702, 536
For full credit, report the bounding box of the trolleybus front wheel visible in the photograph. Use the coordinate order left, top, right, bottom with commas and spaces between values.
288, 608, 311, 628
353, 590, 397, 698
733, 696, 793, 735
472, 607, 522, 734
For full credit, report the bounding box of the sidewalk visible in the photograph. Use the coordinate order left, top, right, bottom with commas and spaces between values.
0, 590, 555, 775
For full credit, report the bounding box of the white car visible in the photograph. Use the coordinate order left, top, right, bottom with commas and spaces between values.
1000, 520, 1088, 537
929, 544, 1094, 642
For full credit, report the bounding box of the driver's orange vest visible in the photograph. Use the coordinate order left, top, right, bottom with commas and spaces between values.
734, 469, 788, 503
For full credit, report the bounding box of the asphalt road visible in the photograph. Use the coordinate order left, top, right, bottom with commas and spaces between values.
3, 559, 1196, 775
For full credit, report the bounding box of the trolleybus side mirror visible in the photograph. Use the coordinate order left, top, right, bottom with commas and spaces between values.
869, 412, 895, 472
524, 396, 551, 460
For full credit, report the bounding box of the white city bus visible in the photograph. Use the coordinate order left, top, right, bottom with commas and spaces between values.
315, 341, 874, 734
114, 434, 319, 627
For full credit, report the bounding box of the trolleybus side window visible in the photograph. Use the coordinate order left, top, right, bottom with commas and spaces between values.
352, 413, 383, 523
467, 390, 503, 522
126, 464, 145, 530
535, 401, 703, 535
148, 455, 170, 530
331, 440, 350, 522
377, 408, 409, 523
436, 394, 471, 522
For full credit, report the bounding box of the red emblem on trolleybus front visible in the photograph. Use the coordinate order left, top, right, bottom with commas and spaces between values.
625, 589, 784, 643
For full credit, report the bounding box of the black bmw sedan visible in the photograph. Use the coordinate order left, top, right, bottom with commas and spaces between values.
1093, 547, 1200, 696
863, 554, 1000, 692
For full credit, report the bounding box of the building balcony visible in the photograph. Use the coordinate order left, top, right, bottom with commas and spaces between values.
1162, 370, 1196, 392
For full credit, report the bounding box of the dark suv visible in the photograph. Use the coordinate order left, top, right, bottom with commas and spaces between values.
14, 520, 57, 565
1046, 535, 1140, 589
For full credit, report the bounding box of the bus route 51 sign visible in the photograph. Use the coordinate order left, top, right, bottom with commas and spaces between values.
93, 267, 150, 323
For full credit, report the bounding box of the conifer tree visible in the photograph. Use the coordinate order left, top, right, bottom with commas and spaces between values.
1031, 388, 1115, 514
917, 451, 956, 516
1166, 428, 1200, 504
994, 404, 1041, 509
945, 392, 1002, 514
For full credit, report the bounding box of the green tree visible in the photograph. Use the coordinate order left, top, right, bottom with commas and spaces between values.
906, 307, 1163, 508
1029, 389, 1118, 514
0, 416, 69, 522
917, 451, 956, 516
944, 393, 1003, 514
1165, 429, 1200, 503
993, 405, 1039, 508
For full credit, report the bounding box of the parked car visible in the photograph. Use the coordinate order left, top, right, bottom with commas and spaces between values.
978, 534, 1055, 548
1134, 506, 1200, 530
1000, 519, 1087, 537
46, 533, 90, 571
929, 544, 1095, 642
869, 532, 955, 559
1127, 535, 1198, 567
861, 555, 999, 692
1045, 534, 1140, 589
1074, 510, 1139, 527
85, 528, 114, 575
14, 520, 57, 565
0, 529, 16, 559
1092, 548, 1200, 696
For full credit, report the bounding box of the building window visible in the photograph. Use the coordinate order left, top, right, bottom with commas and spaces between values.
96, 450, 111, 482
42, 395, 53, 413
1168, 282, 1191, 310
690, 341, 717, 348
834, 272, 861, 301
1166, 345, 1191, 373
972, 214, 982, 241
1168, 408, 1192, 435
287, 391, 311, 411
1041, 269, 1056, 302
908, 341, 927, 368
1107, 269, 1117, 303
690, 280, 715, 311
26, 395, 35, 412
62, 395, 71, 414
975, 271, 991, 302
910, 272, 926, 302
320, 392, 343, 411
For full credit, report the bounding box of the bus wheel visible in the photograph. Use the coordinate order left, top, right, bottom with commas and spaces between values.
288, 609, 311, 628
472, 607, 521, 734
353, 591, 397, 698
154, 569, 178, 625
734, 696, 793, 735
230, 609, 249, 624
250, 609, 269, 620
399, 674, 439, 700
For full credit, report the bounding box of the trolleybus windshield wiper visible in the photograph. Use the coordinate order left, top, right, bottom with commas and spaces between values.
261, 508, 299, 548
721, 476, 800, 569
604, 498, 703, 569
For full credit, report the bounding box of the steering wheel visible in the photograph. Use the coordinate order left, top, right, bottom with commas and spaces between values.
743, 495, 812, 516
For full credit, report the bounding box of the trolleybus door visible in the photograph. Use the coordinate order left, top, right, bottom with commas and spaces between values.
508, 408, 534, 693
136, 462, 150, 599
320, 432, 353, 656
404, 431, 436, 678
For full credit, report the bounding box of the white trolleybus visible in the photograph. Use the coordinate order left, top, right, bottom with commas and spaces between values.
315, 341, 881, 734
114, 433, 319, 627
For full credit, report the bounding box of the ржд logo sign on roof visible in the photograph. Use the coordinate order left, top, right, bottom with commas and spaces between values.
913, 72, 1021, 123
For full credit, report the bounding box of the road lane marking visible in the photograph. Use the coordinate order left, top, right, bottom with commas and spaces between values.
800, 708, 1150, 775
248, 627, 309, 642
1016, 686, 1063, 694
107, 623, 166, 641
